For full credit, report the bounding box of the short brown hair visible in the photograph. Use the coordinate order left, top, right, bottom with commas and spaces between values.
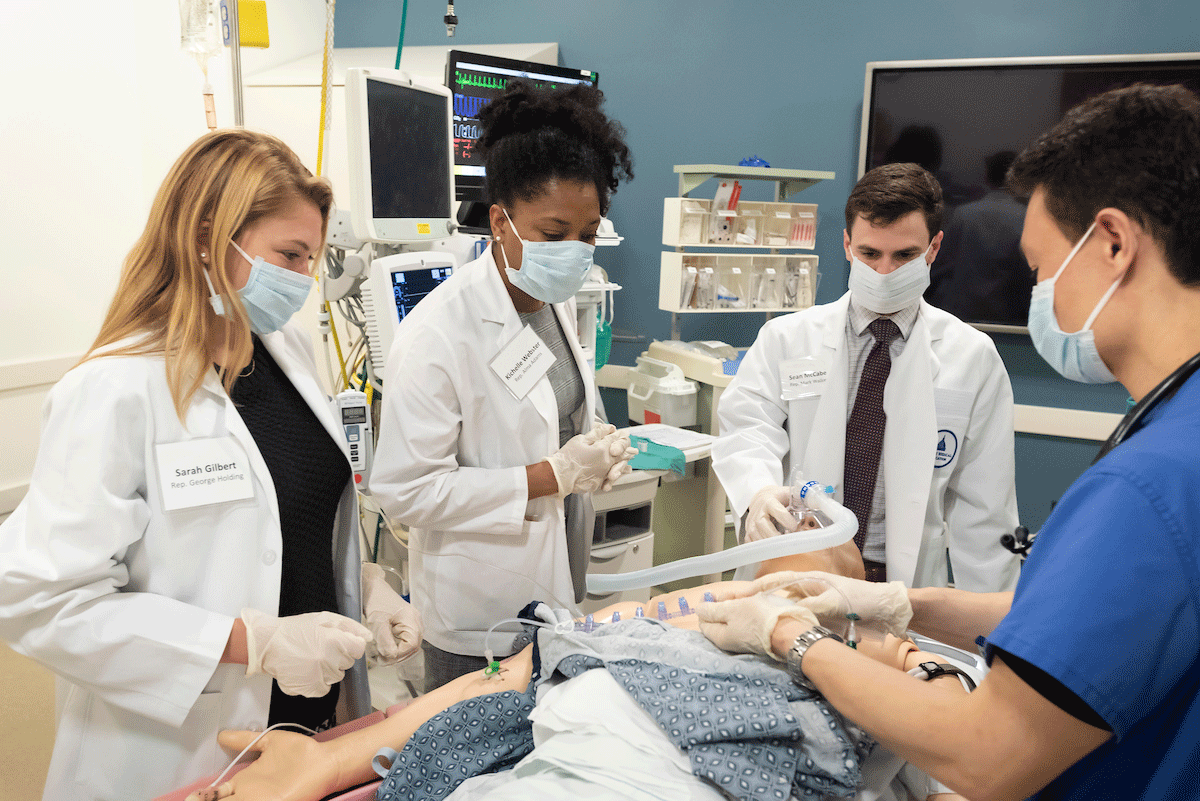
845, 162, 944, 239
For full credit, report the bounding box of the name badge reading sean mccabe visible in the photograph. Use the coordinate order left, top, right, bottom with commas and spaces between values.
780, 356, 830, 401
490, 325, 556, 400
156, 436, 255, 511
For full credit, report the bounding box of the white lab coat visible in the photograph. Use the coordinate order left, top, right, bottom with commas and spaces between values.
0, 324, 370, 801
370, 248, 595, 656
712, 293, 1019, 591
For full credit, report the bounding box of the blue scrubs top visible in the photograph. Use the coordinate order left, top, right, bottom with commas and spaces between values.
987, 371, 1200, 800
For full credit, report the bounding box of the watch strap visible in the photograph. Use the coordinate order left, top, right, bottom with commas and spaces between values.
785, 626, 843, 690
908, 661, 977, 691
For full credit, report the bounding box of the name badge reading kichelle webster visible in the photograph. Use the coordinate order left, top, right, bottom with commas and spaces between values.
490, 325, 555, 400
156, 436, 255, 511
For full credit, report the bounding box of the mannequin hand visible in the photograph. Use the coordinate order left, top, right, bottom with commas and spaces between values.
697, 594, 818, 660
188, 729, 339, 801
745, 485, 797, 541
241, 609, 372, 697
361, 562, 423, 664
545, 429, 635, 497
750, 570, 913, 638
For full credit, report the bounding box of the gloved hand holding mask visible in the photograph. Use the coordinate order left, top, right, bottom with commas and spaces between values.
744, 484, 798, 541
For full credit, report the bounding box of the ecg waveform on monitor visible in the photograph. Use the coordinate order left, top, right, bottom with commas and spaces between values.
453, 71, 579, 96
455, 71, 507, 90
454, 94, 489, 118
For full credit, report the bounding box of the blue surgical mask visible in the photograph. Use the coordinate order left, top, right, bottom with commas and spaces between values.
206, 241, 313, 335
847, 245, 931, 314
1027, 221, 1120, 384
498, 208, 595, 304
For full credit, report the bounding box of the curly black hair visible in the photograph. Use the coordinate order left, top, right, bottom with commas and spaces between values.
476, 78, 633, 217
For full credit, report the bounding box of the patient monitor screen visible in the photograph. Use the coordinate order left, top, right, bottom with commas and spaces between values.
391, 266, 453, 322
366, 78, 451, 220
447, 50, 599, 203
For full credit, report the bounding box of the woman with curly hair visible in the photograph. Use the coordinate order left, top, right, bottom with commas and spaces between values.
370, 79, 636, 690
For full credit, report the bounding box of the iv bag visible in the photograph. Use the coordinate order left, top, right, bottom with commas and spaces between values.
179, 0, 222, 69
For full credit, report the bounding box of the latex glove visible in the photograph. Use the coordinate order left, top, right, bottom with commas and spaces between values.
750, 571, 913, 638
599, 458, 634, 492
545, 429, 636, 497
697, 593, 818, 660
583, 421, 618, 444
241, 608, 372, 697
745, 484, 798, 541
533, 602, 576, 632
361, 562, 423, 665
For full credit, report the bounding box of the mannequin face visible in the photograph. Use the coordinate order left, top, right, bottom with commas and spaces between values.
843, 210, 942, 274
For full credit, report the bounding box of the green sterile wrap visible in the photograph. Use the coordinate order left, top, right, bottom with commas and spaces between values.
629, 435, 686, 476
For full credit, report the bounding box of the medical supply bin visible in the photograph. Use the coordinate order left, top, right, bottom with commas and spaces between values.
627, 355, 698, 428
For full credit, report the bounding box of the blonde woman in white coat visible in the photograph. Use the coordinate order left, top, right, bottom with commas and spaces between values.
0, 131, 415, 800
371, 79, 636, 690
713, 164, 1020, 593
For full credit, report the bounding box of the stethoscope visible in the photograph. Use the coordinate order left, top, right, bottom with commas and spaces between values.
1002, 350, 1200, 558
1093, 349, 1200, 461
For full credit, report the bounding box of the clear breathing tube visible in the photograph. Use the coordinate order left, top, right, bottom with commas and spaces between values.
586, 494, 857, 594
373, 485, 858, 664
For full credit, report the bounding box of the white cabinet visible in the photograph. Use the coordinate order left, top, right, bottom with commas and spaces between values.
659, 252, 819, 313
583, 470, 658, 613
662, 197, 819, 248
661, 164, 835, 339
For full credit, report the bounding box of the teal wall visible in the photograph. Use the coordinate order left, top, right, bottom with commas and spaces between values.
335, 0, 1199, 531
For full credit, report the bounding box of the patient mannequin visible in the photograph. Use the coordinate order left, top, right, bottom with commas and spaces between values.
757, 510, 867, 580
186, 548, 966, 801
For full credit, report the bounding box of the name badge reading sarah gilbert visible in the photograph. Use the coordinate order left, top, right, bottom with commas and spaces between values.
780, 356, 829, 401
489, 325, 556, 400
156, 436, 255, 511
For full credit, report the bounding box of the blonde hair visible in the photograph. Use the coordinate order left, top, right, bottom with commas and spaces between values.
84, 129, 332, 421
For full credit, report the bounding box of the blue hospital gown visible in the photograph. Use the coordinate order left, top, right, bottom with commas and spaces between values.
375, 619, 869, 801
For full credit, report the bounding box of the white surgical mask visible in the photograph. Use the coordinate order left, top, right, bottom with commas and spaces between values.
847, 245, 931, 314
498, 209, 595, 304
206, 241, 313, 335
1027, 221, 1120, 384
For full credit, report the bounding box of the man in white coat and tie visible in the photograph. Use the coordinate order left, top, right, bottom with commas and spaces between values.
713, 162, 1020, 591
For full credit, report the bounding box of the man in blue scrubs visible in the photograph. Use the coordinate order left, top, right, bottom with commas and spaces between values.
696, 83, 1200, 800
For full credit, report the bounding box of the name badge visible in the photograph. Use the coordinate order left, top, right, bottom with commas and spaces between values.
489, 325, 556, 400
156, 436, 255, 511
780, 356, 829, 400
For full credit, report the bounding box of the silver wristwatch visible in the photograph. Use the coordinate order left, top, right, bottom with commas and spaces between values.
785, 626, 843, 690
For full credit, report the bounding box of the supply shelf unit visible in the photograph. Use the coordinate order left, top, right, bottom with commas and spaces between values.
661, 164, 835, 341
652, 165, 834, 588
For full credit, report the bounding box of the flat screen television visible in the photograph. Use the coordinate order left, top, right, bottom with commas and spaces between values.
446, 50, 599, 231
859, 53, 1200, 332
344, 67, 454, 244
